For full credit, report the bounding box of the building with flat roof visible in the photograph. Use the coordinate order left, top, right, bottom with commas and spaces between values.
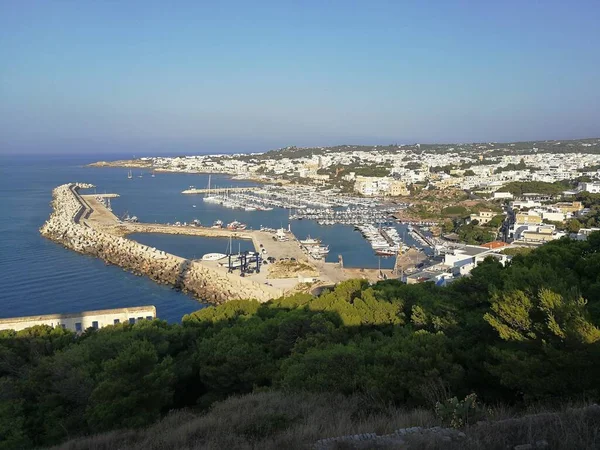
0, 306, 157, 333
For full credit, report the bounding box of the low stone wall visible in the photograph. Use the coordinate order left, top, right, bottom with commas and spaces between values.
40, 183, 282, 304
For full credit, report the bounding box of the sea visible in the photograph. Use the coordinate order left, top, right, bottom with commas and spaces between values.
0, 154, 423, 323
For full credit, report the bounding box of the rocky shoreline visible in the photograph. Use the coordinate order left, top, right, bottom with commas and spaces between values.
40, 183, 282, 305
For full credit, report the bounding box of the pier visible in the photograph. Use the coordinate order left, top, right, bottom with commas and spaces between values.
182, 187, 259, 194
41, 184, 355, 305
40, 183, 431, 306
40, 184, 290, 304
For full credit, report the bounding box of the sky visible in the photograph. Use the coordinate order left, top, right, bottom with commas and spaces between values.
1, 0, 599, 155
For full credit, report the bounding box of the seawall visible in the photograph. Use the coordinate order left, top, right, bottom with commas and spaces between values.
40, 183, 283, 304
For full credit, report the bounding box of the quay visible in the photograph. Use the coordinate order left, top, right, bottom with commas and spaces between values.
40, 183, 427, 307
182, 187, 259, 194
41, 184, 288, 304
40, 183, 354, 306
409, 226, 435, 247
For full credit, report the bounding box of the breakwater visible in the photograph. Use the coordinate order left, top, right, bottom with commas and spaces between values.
40, 183, 282, 304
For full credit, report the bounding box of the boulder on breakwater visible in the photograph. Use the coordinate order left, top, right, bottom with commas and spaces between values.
40, 183, 281, 304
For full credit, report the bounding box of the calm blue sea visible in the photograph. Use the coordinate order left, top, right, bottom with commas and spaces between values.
0, 154, 421, 323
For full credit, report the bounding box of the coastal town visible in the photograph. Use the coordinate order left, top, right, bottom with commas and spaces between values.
86, 138, 600, 287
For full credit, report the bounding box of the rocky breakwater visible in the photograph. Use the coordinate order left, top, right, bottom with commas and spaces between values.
40, 183, 282, 304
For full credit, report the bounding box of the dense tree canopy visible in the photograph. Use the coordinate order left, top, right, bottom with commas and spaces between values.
2, 235, 600, 448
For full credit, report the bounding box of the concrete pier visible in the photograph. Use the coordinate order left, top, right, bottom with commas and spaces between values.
182, 187, 259, 194
40, 183, 287, 304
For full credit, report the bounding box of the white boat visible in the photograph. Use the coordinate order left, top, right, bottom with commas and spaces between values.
127, 170, 132, 179
202, 253, 228, 261
300, 236, 321, 246
227, 220, 247, 230
212, 220, 223, 228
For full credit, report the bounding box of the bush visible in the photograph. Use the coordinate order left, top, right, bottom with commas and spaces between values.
435, 393, 483, 428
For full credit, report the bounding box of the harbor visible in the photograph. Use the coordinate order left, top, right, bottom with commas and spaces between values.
40, 180, 434, 307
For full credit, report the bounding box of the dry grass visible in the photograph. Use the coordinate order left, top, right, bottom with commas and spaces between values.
268, 261, 319, 279
50, 391, 436, 450
49, 392, 600, 450
405, 403, 600, 450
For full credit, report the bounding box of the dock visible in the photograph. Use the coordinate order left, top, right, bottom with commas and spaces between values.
41, 184, 427, 307
182, 187, 259, 194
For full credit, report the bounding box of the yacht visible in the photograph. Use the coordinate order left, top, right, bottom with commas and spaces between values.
300, 236, 321, 246
123, 213, 138, 223
202, 253, 227, 261
227, 220, 247, 230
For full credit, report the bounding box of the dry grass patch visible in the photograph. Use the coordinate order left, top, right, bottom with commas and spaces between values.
51, 391, 435, 450
268, 260, 319, 279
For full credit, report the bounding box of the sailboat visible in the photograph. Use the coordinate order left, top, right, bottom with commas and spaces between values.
127, 170, 132, 179
138, 172, 143, 178
203, 174, 219, 203
151, 171, 155, 178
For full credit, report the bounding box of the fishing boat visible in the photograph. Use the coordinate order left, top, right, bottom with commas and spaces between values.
300, 236, 321, 246
227, 220, 247, 230
201, 253, 227, 261
122, 213, 138, 223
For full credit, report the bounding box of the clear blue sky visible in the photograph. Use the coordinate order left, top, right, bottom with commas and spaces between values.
1, 0, 599, 155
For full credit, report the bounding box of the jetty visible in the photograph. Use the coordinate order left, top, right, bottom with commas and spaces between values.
40, 183, 351, 305
40, 183, 289, 304
182, 187, 259, 194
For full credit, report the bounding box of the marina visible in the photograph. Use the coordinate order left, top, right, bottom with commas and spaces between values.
2, 157, 435, 325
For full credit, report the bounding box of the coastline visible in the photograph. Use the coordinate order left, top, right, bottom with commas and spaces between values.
87, 159, 274, 184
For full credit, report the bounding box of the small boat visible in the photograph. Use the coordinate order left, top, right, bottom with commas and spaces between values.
227, 220, 247, 230
127, 170, 132, 179
375, 249, 396, 257
300, 236, 321, 246
212, 220, 223, 228
192, 205, 197, 208
202, 253, 228, 261
123, 213, 138, 223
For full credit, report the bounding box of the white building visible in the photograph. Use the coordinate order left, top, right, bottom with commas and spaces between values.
0, 306, 157, 333
578, 182, 600, 193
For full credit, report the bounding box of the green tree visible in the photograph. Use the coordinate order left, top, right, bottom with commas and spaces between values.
85, 340, 175, 431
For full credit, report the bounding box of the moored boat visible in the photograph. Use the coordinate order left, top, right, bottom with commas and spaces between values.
201, 253, 227, 261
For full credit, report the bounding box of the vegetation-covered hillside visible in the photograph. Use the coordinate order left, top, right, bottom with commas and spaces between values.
2, 235, 600, 448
